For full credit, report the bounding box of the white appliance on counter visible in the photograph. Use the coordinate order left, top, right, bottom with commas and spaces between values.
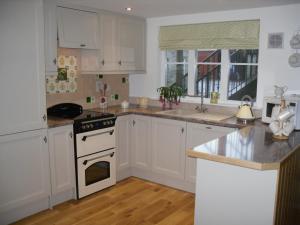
262, 95, 300, 130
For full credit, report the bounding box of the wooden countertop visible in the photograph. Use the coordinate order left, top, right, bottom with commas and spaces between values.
187, 125, 300, 170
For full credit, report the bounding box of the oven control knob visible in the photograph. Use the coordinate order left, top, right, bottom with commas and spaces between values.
90, 124, 94, 128
103, 122, 107, 125
82, 125, 86, 129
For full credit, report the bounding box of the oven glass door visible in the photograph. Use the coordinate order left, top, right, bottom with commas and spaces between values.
77, 149, 116, 198
85, 160, 110, 186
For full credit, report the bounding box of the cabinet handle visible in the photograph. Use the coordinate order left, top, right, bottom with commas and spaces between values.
118, 60, 122, 66
101, 60, 105, 65
206, 127, 212, 129
80, 44, 86, 47
133, 120, 136, 126
53, 58, 57, 65
44, 136, 47, 143
69, 132, 73, 139
181, 127, 184, 133
42, 114, 46, 121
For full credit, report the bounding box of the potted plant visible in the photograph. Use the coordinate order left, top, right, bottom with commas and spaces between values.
157, 84, 184, 109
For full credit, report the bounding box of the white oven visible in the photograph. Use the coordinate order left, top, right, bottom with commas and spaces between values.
74, 116, 117, 199
77, 147, 116, 199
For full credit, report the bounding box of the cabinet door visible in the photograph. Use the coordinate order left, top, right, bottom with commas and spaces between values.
152, 118, 186, 179
186, 123, 235, 182
44, 0, 57, 75
0, 129, 50, 214
98, 13, 119, 72
116, 115, 131, 171
118, 17, 146, 72
0, 0, 47, 135
131, 115, 151, 170
57, 6, 99, 49
48, 125, 75, 197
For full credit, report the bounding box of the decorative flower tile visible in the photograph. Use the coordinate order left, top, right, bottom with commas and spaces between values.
46, 55, 78, 94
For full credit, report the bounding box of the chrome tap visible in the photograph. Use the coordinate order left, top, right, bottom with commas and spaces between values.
195, 93, 208, 113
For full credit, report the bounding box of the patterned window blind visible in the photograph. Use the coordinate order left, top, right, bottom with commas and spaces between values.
159, 20, 260, 50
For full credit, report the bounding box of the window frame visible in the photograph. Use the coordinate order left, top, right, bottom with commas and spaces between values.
161, 49, 259, 107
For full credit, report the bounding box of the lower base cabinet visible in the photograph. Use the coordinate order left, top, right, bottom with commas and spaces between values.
131, 115, 152, 171
151, 118, 186, 179
48, 125, 76, 206
116, 115, 132, 181
116, 115, 236, 193
0, 129, 50, 225
185, 122, 236, 183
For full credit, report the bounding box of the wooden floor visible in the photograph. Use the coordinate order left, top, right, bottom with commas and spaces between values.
13, 177, 195, 225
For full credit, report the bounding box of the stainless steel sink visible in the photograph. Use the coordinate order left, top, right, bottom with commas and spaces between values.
155, 109, 233, 121
155, 109, 198, 116
187, 113, 233, 121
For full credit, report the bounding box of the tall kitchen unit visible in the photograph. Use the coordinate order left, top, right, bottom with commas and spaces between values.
0, 0, 50, 224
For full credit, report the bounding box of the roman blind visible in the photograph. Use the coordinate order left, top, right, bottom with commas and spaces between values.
159, 20, 260, 50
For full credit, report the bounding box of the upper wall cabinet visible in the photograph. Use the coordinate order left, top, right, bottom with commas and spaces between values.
57, 6, 99, 49
119, 16, 146, 72
98, 12, 146, 74
44, 0, 57, 75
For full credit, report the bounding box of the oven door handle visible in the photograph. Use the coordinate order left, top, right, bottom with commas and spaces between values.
83, 152, 115, 165
81, 129, 114, 141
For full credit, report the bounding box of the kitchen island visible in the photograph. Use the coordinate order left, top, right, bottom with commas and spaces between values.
187, 126, 300, 225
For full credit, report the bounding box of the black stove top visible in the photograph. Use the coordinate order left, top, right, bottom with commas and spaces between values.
73, 110, 116, 133
47, 103, 116, 133
73, 110, 114, 122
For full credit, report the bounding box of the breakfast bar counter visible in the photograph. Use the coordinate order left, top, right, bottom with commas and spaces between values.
187, 125, 300, 170
187, 125, 300, 225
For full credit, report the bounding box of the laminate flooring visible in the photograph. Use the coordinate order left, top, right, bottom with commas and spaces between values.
13, 177, 195, 225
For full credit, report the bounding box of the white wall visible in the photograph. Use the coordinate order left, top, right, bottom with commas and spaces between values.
129, 4, 300, 108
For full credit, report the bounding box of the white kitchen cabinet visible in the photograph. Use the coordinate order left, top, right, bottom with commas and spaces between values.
0, 0, 47, 136
44, 0, 57, 75
151, 118, 186, 179
116, 115, 132, 180
131, 115, 152, 171
98, 12, 146, 74
0, 129, 50, 225
57, 6, 99, 49
48, 125, 76, 206
185, 123, 235, 183
118, 16, 146, 72
98, 13, 119, 72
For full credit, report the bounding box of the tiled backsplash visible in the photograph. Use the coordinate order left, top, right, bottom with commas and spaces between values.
46, 48, 129, 109
46, 55, 78, 93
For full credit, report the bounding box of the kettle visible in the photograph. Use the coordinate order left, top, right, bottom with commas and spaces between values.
236, 95, 255, 122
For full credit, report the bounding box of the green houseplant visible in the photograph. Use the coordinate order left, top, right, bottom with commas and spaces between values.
157, 84, 184, 109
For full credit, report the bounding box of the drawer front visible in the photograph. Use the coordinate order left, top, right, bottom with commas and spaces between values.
76, 127, 115, 157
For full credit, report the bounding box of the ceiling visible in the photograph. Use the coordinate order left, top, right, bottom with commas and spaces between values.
60, 0, 299, 18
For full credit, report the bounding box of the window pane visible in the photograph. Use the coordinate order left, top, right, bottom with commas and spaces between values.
166, 50, 188, 63
229, 49, 258, 63
227, 65, 258, 101
166, 64, 188, 94
195, 64, 220, 97
197, 50, 221, 63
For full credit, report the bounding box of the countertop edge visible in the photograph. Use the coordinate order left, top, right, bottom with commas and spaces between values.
186, 149, 281, 171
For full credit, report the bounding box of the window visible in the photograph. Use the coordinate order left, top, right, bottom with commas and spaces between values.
228, 50, 258, 100
196, 50, 221, 98
163, 49, 259, 102
165, 50, 188, 95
